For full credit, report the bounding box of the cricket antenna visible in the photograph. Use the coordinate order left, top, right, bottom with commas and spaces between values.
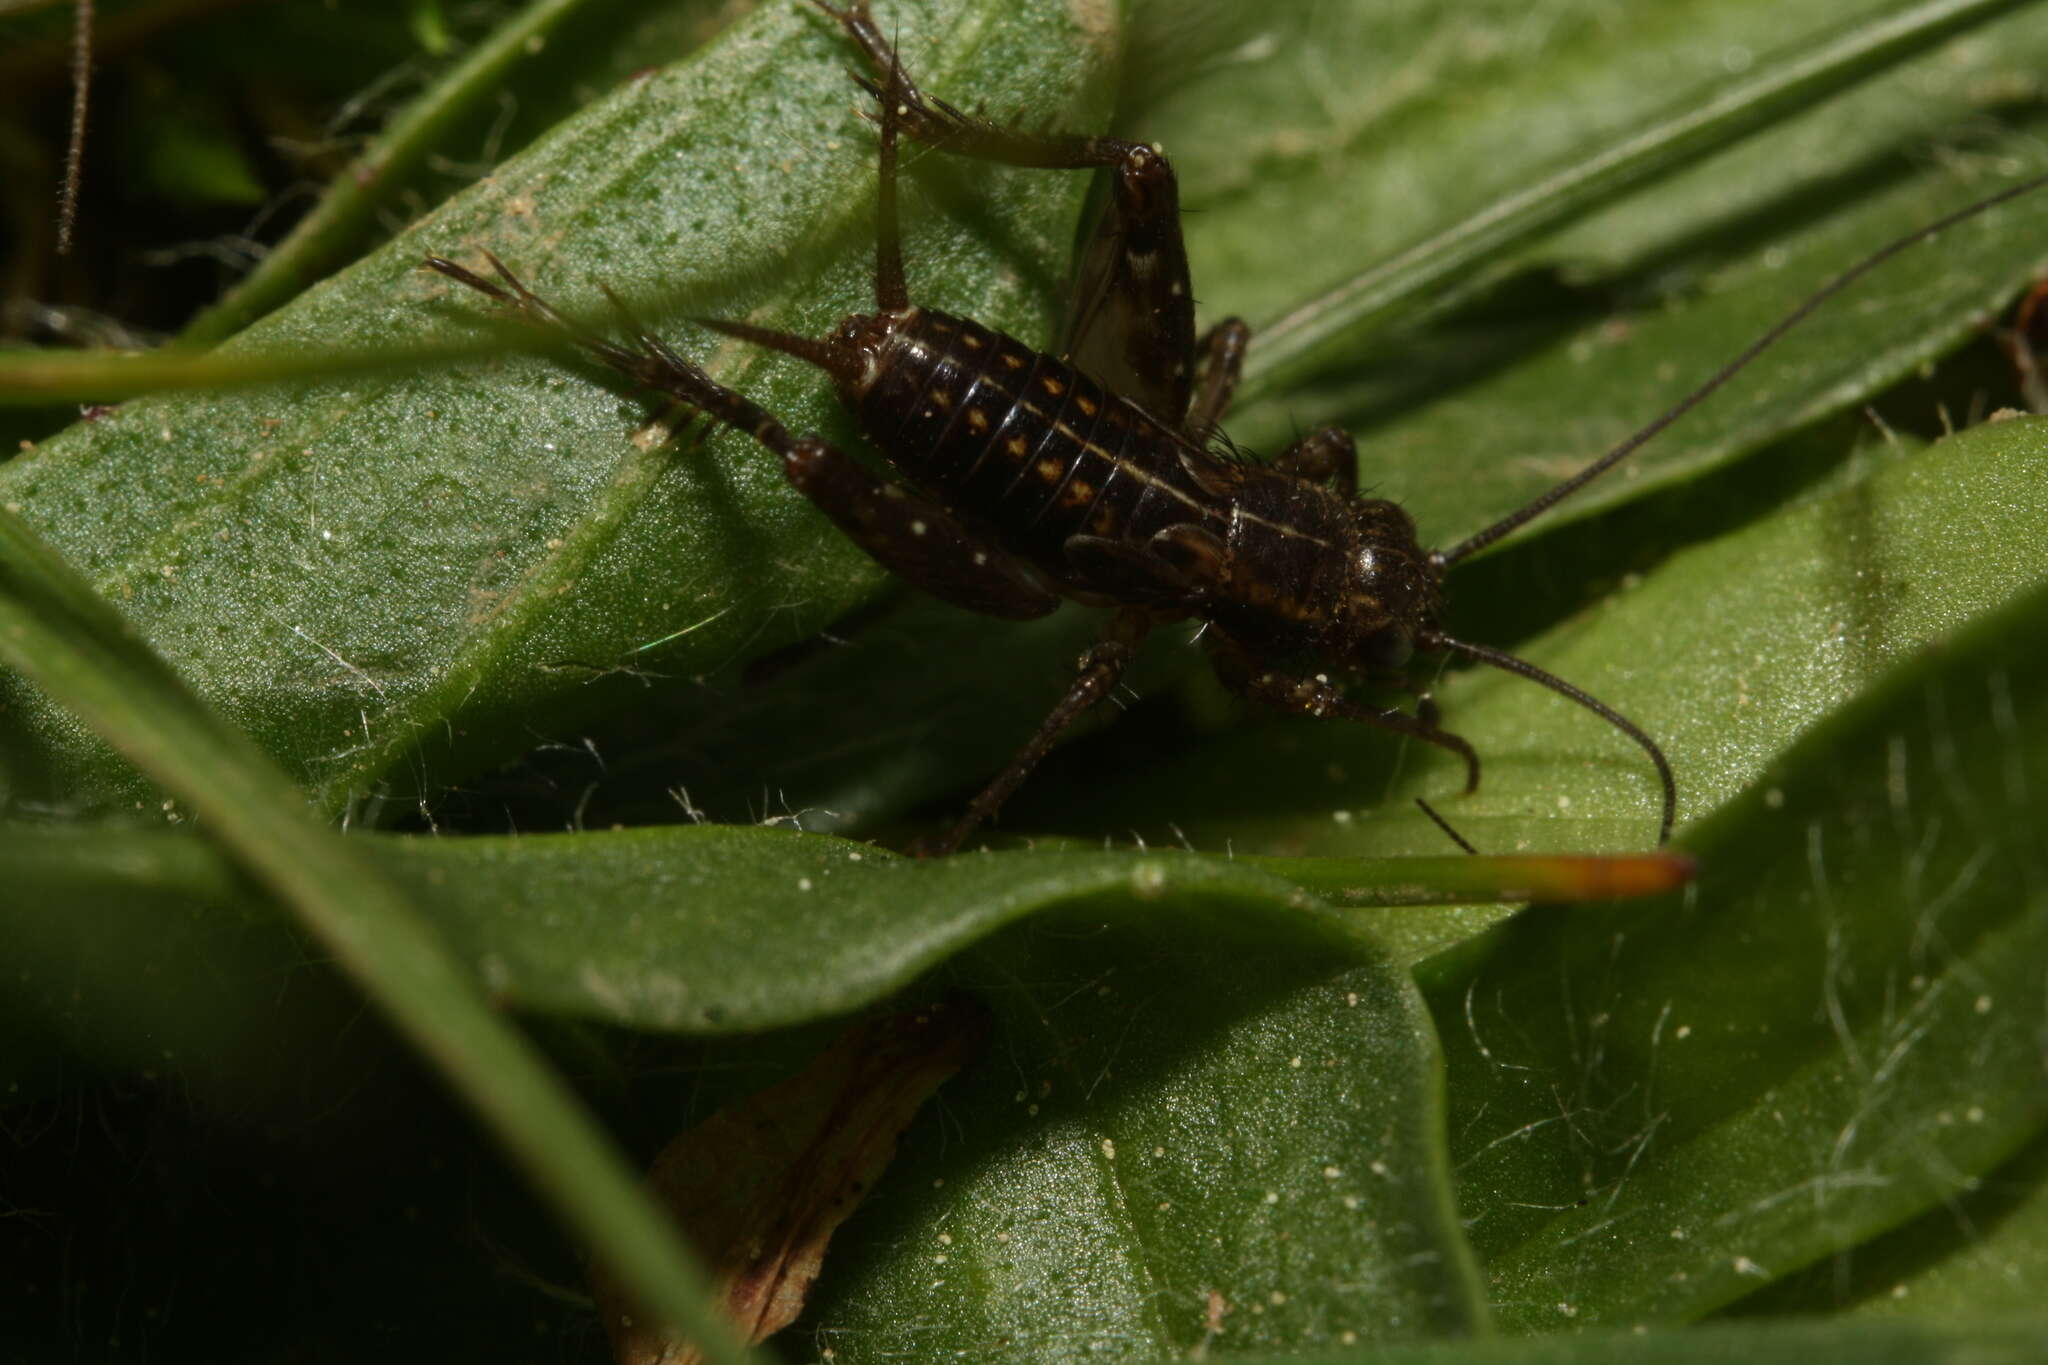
1415, 797, 1479, 855
1424, 630, 1677, 845
1436, 169, 2048, 569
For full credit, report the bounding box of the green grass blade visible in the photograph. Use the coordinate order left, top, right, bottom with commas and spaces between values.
177, 0, 617, 347
0, 333, 539, 403
0, 504, 757, 1365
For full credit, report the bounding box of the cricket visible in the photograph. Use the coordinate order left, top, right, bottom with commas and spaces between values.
426, 0, 2043, 854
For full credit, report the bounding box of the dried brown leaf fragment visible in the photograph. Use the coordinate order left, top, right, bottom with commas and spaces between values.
592, 993, 992, 1365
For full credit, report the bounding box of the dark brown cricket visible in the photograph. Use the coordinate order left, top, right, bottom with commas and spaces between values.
426, 0, 2043, 855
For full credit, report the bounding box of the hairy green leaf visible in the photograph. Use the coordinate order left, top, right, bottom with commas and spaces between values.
1418, 570, 2048, 1328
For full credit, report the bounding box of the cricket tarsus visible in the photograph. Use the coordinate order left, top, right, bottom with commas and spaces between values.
429, 0, 2048, 855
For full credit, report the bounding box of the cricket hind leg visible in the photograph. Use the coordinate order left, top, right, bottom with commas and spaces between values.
1185, 318, 1251, 439
810, 0, 1198, 427
423, 253, 1061, 622
424, 252, 801, 437
1273, 426, 1358, 495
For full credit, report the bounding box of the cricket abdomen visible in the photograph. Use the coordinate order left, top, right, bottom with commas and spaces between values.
848, 308, 1226, 586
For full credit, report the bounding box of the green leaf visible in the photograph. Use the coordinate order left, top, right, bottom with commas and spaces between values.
1729, 1128, 2048, 1319
0, 0, 1119, 818
1414, 567, 2048, 1329
9, 0, 2048, 836
6, 819, 1654, 1042
0, 500, 757, 1362
1152, 0, 2048, 536
9, 0, 2048, 1355
1001, 0, 2048, 852
1015, 420, 2048, 875
25, 419, 2043, 1343
809, 887, 1487, 1355
133, 101, 266, 206
4, 821, 1487, 1352
1200, 0, 2037, 398
1226, 1318, 2048, 1364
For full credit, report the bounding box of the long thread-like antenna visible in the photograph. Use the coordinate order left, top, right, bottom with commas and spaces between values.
1425, 631, 1676, 845
1414, 797, 1479, 854
1438, 169, 2048, 568
57, 0, 94, 254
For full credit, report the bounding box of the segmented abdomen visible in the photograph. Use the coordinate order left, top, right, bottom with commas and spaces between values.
853, 308, 1217, 577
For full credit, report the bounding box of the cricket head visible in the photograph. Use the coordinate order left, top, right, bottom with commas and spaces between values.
1332, 496, 1441, 673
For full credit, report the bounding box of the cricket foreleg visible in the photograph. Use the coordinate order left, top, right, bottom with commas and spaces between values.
1208, 639, 1480, 793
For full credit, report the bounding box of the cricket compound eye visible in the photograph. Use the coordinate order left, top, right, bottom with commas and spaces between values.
1355, 625, 1415, 673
